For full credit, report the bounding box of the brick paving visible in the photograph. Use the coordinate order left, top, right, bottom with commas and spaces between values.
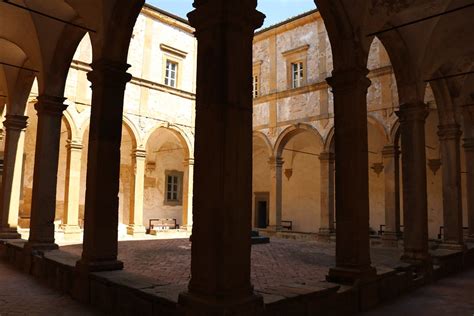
60, 238, 404, 291
0, 260, 101, 316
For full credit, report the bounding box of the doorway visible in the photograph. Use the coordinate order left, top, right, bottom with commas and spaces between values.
254, 192, 269, 229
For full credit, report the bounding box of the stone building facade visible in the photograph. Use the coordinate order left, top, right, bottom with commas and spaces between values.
251, 10, 468, 240
0, 5, 197, 239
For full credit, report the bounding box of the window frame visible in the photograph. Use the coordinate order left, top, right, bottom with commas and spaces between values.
282, 45, 309, 90
164, 170, 184, 206
164, 59, 178, 88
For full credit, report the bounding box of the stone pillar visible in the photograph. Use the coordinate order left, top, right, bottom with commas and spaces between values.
319, 151, 335, 236
127, 149, 147, 237
61, 139, 84, 240
76, 60, 132, 272
396, 103, 431, 264
381, 144, 401, 246
0, 115, 28, 239
26, 96, 68, 250
182, 158, 194, 230
326, 68, 376, 283
438, 123, 465, 249
268, 156, 283, 231
178, 1, 265, 313
465, 137, 474, 241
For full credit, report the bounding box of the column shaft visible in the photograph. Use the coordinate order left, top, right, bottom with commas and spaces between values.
127, 149, 147, 237
465, 138, 474, 241
182, 158, 194, 229
438, 123, 464, 249
268, 157, 283, 230
26, 95, 68, 250
326, 68, 376, 283
61, 139, 83, 239
0, 115, 28, 239
397, 103, 431, 264
319, 152, 335, 236
382, 144, 401, 246
178, 1, 265, 313
76, 60, 132, 272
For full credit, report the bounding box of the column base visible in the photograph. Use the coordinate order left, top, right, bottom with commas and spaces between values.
318, 228, 334, 241
0, 227, 22, 239
23, 241, 59, 252
438, 241, 466, 251
75, 258, 124, 273
60, 224, 83, 240
401, 250, 432, 266
126, 224, 147, 237
326, 265, 377, 284
178, 291, 264, 316
466, 236, 474, 243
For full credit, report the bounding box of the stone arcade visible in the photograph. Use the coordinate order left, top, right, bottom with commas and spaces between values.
1, 0, 474, 315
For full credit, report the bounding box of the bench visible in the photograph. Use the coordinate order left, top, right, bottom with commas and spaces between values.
149, 218, 179, 231
281, 220, 293, 231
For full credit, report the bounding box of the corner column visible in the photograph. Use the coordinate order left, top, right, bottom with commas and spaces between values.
0, 114, 28, 239
26, 95, 68, 250
268, 156, 283, 231
76, 60, 132, 272
438, 123, 464, 249
463, 104, 474, 242
319, 151, 335, 237
127, 149, 147, 237
381, 144, 401, 247
61, 139, 84, 240
396, 103, 431, 265
182, 158, 194, 230
326, 68, 376, 283
178, 1, 265, 313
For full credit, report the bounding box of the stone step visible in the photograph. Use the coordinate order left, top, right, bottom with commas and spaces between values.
251, 236, 270, 245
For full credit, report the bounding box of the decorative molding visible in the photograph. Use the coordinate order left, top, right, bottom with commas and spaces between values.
160, 44, 188, 59
427, 159, 442, 175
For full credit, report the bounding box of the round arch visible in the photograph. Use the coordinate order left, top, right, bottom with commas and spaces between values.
143, 123, 193, 159
62, 109, 79, 140
367, 115, 389, 143
274, 123, 324, 157
323, 126, 335, 153
253, 131, 273, 158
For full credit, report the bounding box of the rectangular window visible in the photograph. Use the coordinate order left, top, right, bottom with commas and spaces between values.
165, 60, 178, 88
291, 62, 304, 89
252, 74, 259, 98
164, 170, 183, 205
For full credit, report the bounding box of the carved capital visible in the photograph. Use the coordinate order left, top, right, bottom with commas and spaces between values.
438, 123, 462, 141
87, 59, 132, 88
35, 95, 68, 116
326, 68, 371, 93
132, 149, 147, 159
184, 158, 195, 167
382, 144, 400, 158
463, 138, 474, 152
396, 102, 429, 123
3, 114, 28, 131
268, 156, 284, 168
66, 139, 83, 151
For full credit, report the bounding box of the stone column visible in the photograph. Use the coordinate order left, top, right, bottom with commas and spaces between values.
268, 156, 283, 230
463, 104, 474, 242
178, 1, 265, 313
61, 139, 84, 240
127, 149, 147, 237
182, 158, 194, 230
0, 115, 28, 239
465, 137, 474, 241
326, 68, 376, 283
381, 144, 401, 247
26, 96, 68, 250
396, 102, 431, 264
76, 60, 132, 272
438, 123, 464, 249
319, 151, 335, 236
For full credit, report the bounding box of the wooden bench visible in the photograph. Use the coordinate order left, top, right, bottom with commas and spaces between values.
281, 220, 293, 231
149, 218, 179, 231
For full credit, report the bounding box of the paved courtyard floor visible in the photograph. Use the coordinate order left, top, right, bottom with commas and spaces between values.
60, 237, 404, 292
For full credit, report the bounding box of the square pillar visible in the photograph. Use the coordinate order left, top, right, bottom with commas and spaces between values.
268, 156, 283, 231
177, 1, 265, 314
76, 60, 132, 273
319, 151, 335, 237
438, 123, 465, 250
127, 149, 147, 237
25, 95, 68, 251
396, 102, 431, 265
0, 114, 28, 239
326, 68, 376, 283
381, 144, 401, 247
182, 158, 194, 230
61, 139, 83, 240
